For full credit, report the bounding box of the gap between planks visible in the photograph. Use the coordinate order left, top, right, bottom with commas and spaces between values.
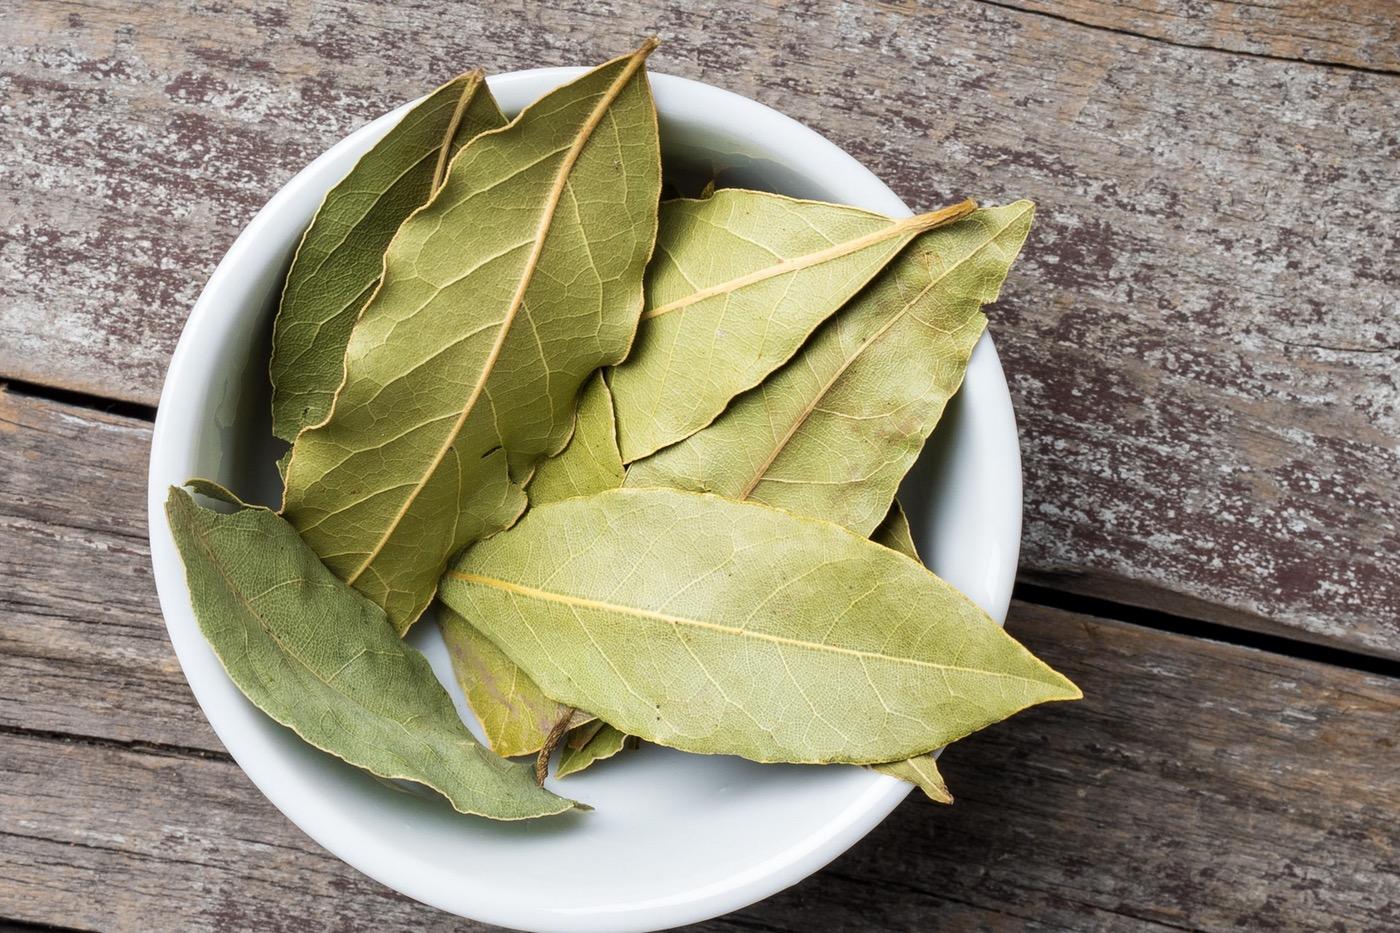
1016, 583, 1400, 680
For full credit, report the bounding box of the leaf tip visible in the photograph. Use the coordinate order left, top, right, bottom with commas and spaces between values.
1048, 669, 1084, 703
164, 482, 207, 520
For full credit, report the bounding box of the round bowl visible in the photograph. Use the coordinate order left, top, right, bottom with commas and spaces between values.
147, 67, 1023, 932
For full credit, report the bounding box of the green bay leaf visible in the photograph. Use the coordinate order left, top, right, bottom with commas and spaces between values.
609, 191, 976, 462
626, 202, 1032, 538
282, 43, 662, 634
439, 372, 619, 756
441, 487, 1080, 765
566, 719, 606, 749
270, 70, 507, 446
164, 486, 574, 820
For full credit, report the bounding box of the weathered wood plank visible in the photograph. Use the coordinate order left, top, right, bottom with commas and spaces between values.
999, 0, 1400, 73
2, 1, 1397, 655
0, 731, 471, 933
4, 387, 1397, 929
2, 601, 1395, 931
0, 387, 218, 751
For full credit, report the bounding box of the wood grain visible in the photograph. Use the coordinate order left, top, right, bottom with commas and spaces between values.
2, 605, 1395, 932
2, 0, 1397, 658
998, 0, 1400, 72
0, 387, 218, 752
1, 387, 1397, 930
3, 6, 1399, 928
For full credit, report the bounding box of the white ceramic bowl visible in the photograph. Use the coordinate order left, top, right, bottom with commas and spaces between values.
147, 68, 1023, 932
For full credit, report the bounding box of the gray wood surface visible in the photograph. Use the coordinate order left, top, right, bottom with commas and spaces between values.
1000, 0, 1400, 72
2, 1, 1399, 930
0, 389, 210, 751
3, 0, 1397, 658
2, 386, 1398, 931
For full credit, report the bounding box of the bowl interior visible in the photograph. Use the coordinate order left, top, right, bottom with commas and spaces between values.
147, 68, 1022, 933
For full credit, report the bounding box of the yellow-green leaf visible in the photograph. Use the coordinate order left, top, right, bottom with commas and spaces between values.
440, 373, 620, 756
270, 70, 507, 446
871, 498, 920, 561
438, 604, 574, 758
526, 372, 626, 504
868, 498, 949, 797
164, 486, 574, 820
626, 203, 1033, 537
282, 44, 662, 633
441, 488, 1081, 765
872, 756, 952, 804
567, 720, 606, 749
557, 724, 631, 778
609, 191, 975, 462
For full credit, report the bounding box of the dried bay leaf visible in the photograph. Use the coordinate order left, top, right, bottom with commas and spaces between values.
441, 488, 1081, 765
626, 202, 1033, 538
453, 498, 948, 784
872, 756, 952, 804
525, 372, 626, 505
557, 724, 631, 779
438, 604, 574, 758
439, 373, 619, 756
567, 720, 607, 750
869, 499, 951, 802
871, 498, 920, 560
609, 191, 976, 462
282, 43, 662, 634
270, 71, 507, 446
164, 486, 575, 820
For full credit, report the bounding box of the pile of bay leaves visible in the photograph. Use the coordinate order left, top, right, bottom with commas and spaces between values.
166, 40, 1079, 822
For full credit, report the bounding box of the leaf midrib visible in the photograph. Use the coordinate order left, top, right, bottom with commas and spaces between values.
641, 198, 976, 321
344, 48, 652, 586
447, 568, 1050, 684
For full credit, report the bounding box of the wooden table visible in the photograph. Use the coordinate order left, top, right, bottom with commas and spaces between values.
3, 2, 1397, 930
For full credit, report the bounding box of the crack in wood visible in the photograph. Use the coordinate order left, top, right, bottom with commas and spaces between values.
0, 724, 231, 764
975, 0, 1400, 77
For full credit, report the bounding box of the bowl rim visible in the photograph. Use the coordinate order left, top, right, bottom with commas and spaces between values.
147, 66, 1023, 932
